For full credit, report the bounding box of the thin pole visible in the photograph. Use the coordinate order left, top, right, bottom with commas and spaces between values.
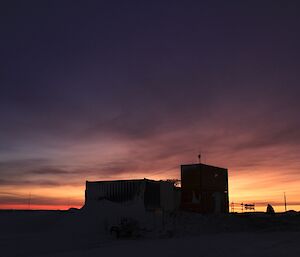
28, 193, 31, 210
284, 192, 287, 212
198, 153, 201, 164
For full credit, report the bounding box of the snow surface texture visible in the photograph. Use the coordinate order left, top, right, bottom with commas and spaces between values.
1, 204, 300, 257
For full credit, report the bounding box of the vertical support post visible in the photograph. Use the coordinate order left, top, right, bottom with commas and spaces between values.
28, 192, 31, 210
284, 192, 287, 212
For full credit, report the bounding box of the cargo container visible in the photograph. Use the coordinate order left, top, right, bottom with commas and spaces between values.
85, 178, 180, 212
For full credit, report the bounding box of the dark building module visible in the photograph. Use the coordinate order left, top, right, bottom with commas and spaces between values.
181, 163, 229, 213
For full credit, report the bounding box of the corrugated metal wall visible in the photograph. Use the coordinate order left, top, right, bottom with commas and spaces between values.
86, 180, 144, 204
85, 179, 180, 212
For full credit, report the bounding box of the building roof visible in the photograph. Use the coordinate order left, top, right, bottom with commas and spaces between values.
181, 163, 227, 170
86, 178, 161, 184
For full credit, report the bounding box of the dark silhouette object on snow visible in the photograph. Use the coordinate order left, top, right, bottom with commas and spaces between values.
266, 204, 275, 214
110, 218, 141, 239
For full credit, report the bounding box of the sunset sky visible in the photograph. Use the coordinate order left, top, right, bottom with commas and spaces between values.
1, 1, 300, 211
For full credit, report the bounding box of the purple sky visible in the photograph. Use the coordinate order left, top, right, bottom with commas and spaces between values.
1, 1, 300, 209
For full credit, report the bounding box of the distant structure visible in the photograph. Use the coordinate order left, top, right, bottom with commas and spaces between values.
85, 179, 180, 212
84, 163, 229, 215
181, 163, 229, 213
231, 202, 255, 212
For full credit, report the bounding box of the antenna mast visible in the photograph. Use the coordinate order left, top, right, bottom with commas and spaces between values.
284, 192, 287, 212
28, 192, 31, 210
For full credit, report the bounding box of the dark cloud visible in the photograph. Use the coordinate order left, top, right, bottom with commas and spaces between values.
0, 158, 47, 170
0, 178, 72, 187
232, 125, 300, 152
28, 167, 71, 175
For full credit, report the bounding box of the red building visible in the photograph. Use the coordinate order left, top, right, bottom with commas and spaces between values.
181, 163, 229, 213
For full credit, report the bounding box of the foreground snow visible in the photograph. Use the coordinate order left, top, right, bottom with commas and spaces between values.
0, 208, 299, 257
42, 231, 300, 257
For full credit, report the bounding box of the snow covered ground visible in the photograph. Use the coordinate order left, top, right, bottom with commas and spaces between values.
0, 208, 299, 257
43, 231, 300, 257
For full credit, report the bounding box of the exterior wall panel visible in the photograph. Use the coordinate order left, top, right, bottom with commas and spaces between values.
85, 179, 179, 212
181, 164, 229, 214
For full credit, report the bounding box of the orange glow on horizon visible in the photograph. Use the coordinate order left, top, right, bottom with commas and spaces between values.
0, 204, 82, 210
1, 166, 300, 212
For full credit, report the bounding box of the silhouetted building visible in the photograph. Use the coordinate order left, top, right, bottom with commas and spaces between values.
85, 179, 180, 212
181, 163, 229, 213
84, 163, 229, 215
